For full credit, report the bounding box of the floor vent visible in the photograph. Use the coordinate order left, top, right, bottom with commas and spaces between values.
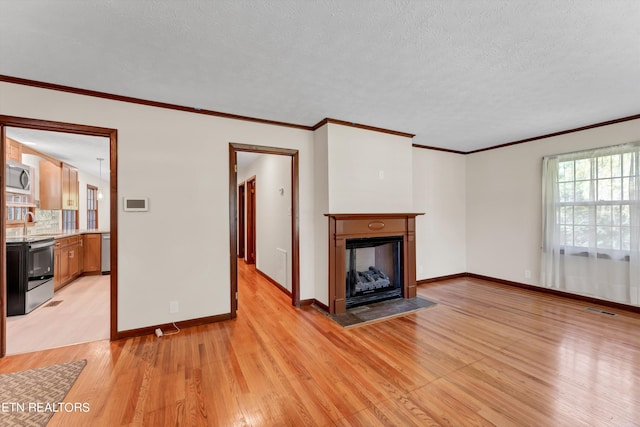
585, 307, 618, 317
45, 300, 63, 307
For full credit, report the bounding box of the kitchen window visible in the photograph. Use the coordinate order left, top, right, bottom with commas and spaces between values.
87, 185, 98, 229
62, 210, 77, 231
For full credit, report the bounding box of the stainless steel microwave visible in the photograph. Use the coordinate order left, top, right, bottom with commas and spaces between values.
6, 160, 32, 194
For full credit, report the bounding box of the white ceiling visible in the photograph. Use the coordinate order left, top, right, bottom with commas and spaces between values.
1, 1, 639, 152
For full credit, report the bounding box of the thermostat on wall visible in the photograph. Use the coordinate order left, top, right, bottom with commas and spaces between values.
123, 197, 149, 212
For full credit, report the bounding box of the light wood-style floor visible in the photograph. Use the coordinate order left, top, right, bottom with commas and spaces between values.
5, 274, 110, 355
1, 262, 639, 426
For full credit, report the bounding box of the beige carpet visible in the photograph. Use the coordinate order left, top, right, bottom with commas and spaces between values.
0, 359, 87, 426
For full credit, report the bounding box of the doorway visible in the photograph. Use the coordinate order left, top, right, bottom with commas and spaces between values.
238, 182, 245, 259
0, 115, 118, 357
245, 176, 256, 265
229, 143, 299, 318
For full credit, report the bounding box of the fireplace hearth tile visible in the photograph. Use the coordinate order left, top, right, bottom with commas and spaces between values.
320, 296, 437, 328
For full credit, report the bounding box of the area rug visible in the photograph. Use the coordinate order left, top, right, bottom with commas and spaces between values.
326, 297, 437, 328
0, 359, 87, 426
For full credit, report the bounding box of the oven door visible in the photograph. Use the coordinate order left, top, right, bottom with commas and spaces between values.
27, 240, 54, 291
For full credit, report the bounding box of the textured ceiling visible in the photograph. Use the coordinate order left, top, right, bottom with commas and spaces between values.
1, 0, 639, 152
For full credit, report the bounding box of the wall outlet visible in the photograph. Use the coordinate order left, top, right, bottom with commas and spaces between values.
524, 270, 532, 279
169, 301, 179, 314
155, 328, 163, 338
378, 170, 385, 180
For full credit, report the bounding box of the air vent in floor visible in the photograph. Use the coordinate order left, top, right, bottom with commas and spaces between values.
44, 300, 63, 307
585, 307, 618, 317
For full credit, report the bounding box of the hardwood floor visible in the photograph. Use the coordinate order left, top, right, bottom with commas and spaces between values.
1, 262, 639, 426
5, 274, 110, 355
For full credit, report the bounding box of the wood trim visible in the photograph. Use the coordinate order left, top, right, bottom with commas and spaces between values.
413, 114, 640, 155
238, 182, 245, 259
412, 143, 466, 155
297, 298, 330, 312
324, 213, 424, 220
108, 129, 118, 340
0, 115, 118, 354
467, 114, 640, 154
256, 268, 292, 297
229, 146, 238, 318
417, 273, 468, 285
0, 125, 6, 357
312, 117, 415, 138
245, 176, 256, 265
4, 76, 638, 156
229, 142, 301, 315
115, 313, 232, 340
291, 152, 300, 307
0, 114, 118, 137
466, 273, 640, 315
0, 75, 312, 132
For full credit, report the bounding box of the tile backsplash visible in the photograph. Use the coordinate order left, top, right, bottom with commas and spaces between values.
6, 210, 62, 237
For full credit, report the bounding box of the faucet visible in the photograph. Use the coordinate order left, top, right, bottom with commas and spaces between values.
23, 211, 36, 238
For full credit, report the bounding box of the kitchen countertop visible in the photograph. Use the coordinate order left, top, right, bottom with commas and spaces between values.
6, 235, 56, 244
31, 229, 110, 239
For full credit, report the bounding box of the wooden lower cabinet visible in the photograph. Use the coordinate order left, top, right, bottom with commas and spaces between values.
83, 234, 101, 273
53, 235, 83, 291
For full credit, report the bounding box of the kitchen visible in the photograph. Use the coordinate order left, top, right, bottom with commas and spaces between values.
4, 127, 110, 355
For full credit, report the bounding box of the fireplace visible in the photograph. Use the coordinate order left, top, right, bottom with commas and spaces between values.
326, 213, 423, 314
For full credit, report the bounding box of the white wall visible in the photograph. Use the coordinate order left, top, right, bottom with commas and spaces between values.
412, 148, 467, 280
327, 123, 413, 213
313, 125, 329, 306
237, 154, 292, 291
466, 118, 640, 306
0, 81, 316, 330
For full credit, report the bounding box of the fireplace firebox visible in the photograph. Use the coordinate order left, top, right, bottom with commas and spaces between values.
345, 236, 403, 308
326, 213, 423, 314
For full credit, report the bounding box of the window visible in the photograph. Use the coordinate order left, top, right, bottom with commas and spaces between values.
87, 185, 98, 229
541, 143, 640, 304
556, 151, 638, 254
62, 210, 77, 231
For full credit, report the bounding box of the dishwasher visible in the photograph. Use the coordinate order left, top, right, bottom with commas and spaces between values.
101, 233, 111, 273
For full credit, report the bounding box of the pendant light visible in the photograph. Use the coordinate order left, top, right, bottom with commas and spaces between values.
97, 157, 104, 200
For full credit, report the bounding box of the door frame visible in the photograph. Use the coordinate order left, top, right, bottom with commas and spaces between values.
238, 182, 245, 259
245, 176, 256, 264
0, 115, 118, 357
229, 143, 299, 318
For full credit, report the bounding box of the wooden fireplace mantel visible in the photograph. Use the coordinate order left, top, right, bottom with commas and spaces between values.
326, 213, 424, 314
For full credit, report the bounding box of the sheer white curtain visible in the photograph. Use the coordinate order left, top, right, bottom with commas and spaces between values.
541, 143, 640, 305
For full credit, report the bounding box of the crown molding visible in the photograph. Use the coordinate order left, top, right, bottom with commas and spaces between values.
312, 117, 415, 138
0, 75, 313, 131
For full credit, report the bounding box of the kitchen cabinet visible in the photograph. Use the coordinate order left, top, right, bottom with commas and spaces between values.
63, 163, 79, 210
39, 161, 78, 210
54, 235, 82, 290
83, 233, 102, 273
6, 137, 22, 162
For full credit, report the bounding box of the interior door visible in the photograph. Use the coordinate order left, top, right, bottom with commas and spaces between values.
246, 177, 256, 264
238, 183, 245, 259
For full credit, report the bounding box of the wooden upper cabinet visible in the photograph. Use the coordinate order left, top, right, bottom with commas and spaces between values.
39, 160, 63, 210
6, 137, 23, 162
39, 161, 78, 211
63, 164, 79, 210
